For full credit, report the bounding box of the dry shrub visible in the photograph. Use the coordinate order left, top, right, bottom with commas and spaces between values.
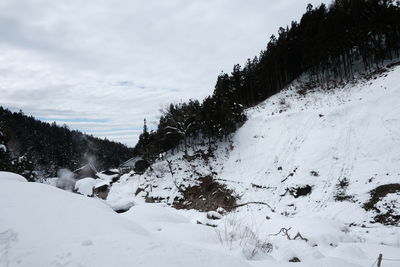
215, 214, 272, 260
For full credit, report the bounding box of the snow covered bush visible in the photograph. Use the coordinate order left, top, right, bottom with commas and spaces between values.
215, 214, 272, 260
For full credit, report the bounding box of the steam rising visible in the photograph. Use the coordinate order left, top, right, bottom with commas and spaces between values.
56, 168, 76, 191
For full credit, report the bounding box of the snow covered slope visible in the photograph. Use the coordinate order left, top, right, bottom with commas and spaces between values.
106, 66, 400, 265
219, 66, 400, 222
2, 67, 400, 266
0, 171, 249, 267
111, 66, 400, 222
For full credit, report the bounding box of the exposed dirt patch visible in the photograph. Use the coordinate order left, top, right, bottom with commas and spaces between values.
134, 160, 150, 174
173, 176, 237, 212
184, 149, 215, 163
361, 67, 389, 82
387, 61, 400, 68
251, 183, 267, 189
297, 81, 319, 95
364, 183, 400, 225
374, 212, 400, 226
280, 185, 312, 198
289, 185, 312, 198
335, 194, 354, 202
145, 196, 166, 203
364, 184, 400, 210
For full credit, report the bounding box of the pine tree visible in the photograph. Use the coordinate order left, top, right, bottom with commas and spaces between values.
0, 123, 13, 171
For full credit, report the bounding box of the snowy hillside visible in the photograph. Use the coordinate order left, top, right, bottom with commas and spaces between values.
220, 66, 400, 224
2, 67, 400, 267
106, 65, 400, 265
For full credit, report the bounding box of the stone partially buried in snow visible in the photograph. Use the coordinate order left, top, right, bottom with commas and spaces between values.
207, 211, 223, 220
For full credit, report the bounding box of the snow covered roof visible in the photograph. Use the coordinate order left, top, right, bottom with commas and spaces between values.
73, 162, 98, 174
119, 157, 141, 168
94, 180, 110, 189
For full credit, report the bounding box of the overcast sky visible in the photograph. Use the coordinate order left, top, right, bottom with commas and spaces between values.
0, 0, 330, 147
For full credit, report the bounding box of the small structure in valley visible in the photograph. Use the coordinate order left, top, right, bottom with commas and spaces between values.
119, 157, 150, 174
73, 162, 98, 179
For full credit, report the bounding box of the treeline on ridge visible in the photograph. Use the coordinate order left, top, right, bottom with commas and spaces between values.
134, 0, 400, 161
220, 0, 400, 107
0, 107, 133, 180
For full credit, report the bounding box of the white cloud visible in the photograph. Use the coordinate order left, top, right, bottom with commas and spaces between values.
0, 0, 330, 146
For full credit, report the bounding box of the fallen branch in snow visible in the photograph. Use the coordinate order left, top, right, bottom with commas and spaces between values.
293, 232, 308, 242
214, 178, 243, 184
280, 167, 298, 183
270, 227, 308, 242
223, 201, 275, 212
270, 227, 292, 238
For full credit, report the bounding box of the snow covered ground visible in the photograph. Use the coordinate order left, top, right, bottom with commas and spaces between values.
1, 170, 399, 267
107, 66, 400, 265
0, 171, 250, 267
1, 66, 400, 266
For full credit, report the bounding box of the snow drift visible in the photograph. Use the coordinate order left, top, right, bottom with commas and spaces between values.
0, 171, 249, 267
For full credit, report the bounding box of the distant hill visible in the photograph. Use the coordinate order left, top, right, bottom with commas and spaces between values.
0, 107, 133, 180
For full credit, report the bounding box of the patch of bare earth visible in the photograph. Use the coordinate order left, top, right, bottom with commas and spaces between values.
364, 183, 400, 226
173, 176, 237, 212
